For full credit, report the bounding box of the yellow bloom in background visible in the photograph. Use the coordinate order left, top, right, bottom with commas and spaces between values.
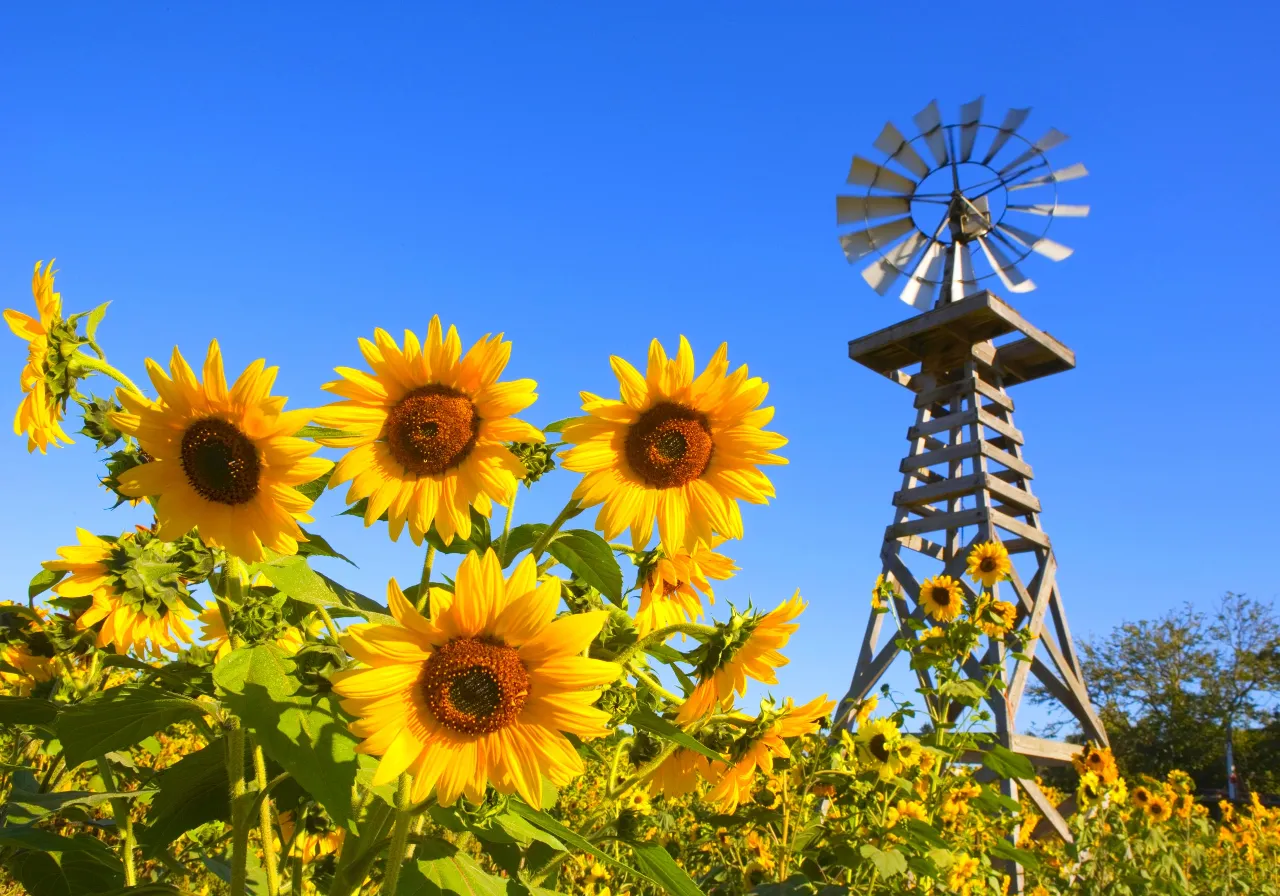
854, 718, 903, 780
708, 694, 835, 813
620, 786, 653, 816
44, 529, 197, 659
634, 543, 737, 637
197, 602, 312, 661
0, 644, 56, 696
676, 591, 804, 724
1146, 794, 1172, 823
853, 694, 879, 727
1173, 792, 1196, 819
110, 341, 331, 562
947, 852, 980, 893
918, 575, 964, 623
1073, 744, 1119, 785
966, 540, 1011, 588
892, 737, 922, 769
871, 572, 899, 610
1132, 785, 1153, 808
560, 337, 787, 552
332, 549, 619, 808
315, 319, 540, 546
278, 809, 344, 863
5, 260, 73, 453
650, 748, 721, 799
1077, 770, 1102, 802
975, 597, 1018, 638
894, 799, 929, 825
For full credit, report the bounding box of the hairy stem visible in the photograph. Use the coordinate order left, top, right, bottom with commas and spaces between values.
415, 545, 436, 614
382, 775, 415, 896
613, 623, 715, 666
529, 498, 582, 561
253, 740, 282, 896
96, 756, 137, 887
71, 353, 145, 397
496, 490, 517, 565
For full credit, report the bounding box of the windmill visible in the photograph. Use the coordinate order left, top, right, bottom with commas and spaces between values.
833, 97, 1106, 872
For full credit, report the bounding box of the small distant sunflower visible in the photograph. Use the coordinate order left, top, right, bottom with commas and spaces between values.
1078, 771, 1102, 802
708, 695, 834, 813
43, 528, 198, 659
1073, 744, 1118, 785
278, 807, 344, 863
871, 573, 898, 610
634, 542, 737, 637
975, 597, 1018, 638
675, 592, 805, 724
855, 718, 903, 781
560, 337, 787, 552
314, 319, 540, 546
889, 799, 928, 826
619, 786, 653, 816
0, 644, 56, 696
332, 549, 619, 808
5, 261, 73, 453
918, 575, 964, 623
892, 737, 922, 769
1131, 785, 1153, 808
947, 853, 980, 893
197, 601, 313, 662
1173, 793, 1196, 819
650, 747, 721, 799
110, 341, 332, 562
1145, 795, 1172, 823
966, 540, 1012, 588
851, 693, 879, 727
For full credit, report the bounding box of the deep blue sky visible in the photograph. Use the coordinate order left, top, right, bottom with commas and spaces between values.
3, 3, 1277, 732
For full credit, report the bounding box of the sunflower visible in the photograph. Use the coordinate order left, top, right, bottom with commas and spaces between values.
852, 694, 879, 727
649, 747, 721, 799
332, 549, 619, 808
109, 341, 331, 563
0, 644, 56, 696
854, 718, 904, 781
1077, 771, 1101, 802
1131, 785, 1153, 808
560, 337, 787, 552
634, 542, 737, 637
43, 528, 197, 659
886, 799, 928, 828
1146, 795, 1172, 823
1073, 744, 1119, 785
5, 260, 73, 453
314, 319, 540, 546
918, 575, 964, 623
947, 853, 980, 894
197, 601, 313, 661
1173, 793, 1196, 819
619, 786, 652, 816
675, 592, 805, 724
975, 597, 1018, 638
966, 540, 1012, 588
708, 695, 834, 813
892, 737, 922, 769
871, 573, 898, 610
278, 808, 344, 863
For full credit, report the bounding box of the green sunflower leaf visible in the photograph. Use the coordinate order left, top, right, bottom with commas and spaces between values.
54, 685, 207, 768
859, 843, 908, 878
297, 528, 355, 566
138, 737, 232, 857
628, 708, 723, 762
295, 467, 334, 501
547, 529, 622, 604
1, 837, 124, 896
28, 568, 68, 600
397, 838, 509, 896
981, 745, 1036, 781
0, 696, 59, 725
256, 554, 393, 625
628, 842, 709, 896
509, 800, 658, 887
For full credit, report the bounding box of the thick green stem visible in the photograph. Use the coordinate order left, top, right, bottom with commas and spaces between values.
496, 491, 517, 565
317, 606, 342, 643
529, 498, 582, 560
627, 663, 684, 704
96, 757, 137, 887
227, 723, 250, 896
291, 853, 303, 896
415, 546, 436, 614
614, 623, 715, 666
253, 740, 282, 896
71, 353, 145, 397
382, 775, 415, 896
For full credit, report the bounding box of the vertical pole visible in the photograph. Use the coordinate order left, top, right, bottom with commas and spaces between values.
1226, 718, 1236, 802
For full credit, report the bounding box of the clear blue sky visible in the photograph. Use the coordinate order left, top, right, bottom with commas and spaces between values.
3, 3, 1277, 732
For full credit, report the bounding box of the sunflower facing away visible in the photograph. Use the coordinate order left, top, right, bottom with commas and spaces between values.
708, 695, 834, 813
918, 575, 965, 623
975, 596, 1018, 639
5, 261, 73, 453
109, 341, 331, 563
649, 747, 722, 800
43, 528, 197, 659
332, 549, 620, 808
634, 542, 737, 637
314, 319, 541, 546
676, 591, 805, 725
197, 601, 311, 662
560, 337, 787, 552
966, 540, 1012, 588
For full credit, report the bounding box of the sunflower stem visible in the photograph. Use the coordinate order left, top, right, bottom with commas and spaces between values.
291, 853, 303, 896
70, 353, 145, 397
613, 623, 715, 666
415, 545, 436, 614
627, 663, 684, 705
226, 721, 251, 896
317, 606, 342, 644
529, 498, 582, 561
96, 756, 137, 887
253, 739, 282, 896
496, 490, 517, 566
382, 775, 415, 896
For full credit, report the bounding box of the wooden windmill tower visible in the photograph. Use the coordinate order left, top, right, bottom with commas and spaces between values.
832, 98, 1106, 851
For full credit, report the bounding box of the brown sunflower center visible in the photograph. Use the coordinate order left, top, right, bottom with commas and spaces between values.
932, 587, 953, 606
625, 402, 713, 488
384, 385, 480, 476
979, 557, 998, 573
420, 637, 529, 736
868, 733, 891, 763
180, 417, 261, 505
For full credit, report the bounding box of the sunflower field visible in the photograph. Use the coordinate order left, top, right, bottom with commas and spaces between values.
2, 261, 1278, 896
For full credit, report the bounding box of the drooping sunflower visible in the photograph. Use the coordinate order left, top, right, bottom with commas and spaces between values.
43, 528, 198, 659
5, 261, 73, 453
708, 695, 834, 813
918, 575, 964, 623
332, 549, 619, 808
109, 341, 331, 563
854, 718, 903, 780
560, 337, 787, 552
675, 591, 805, 725
197, 601, 313, 661
966, 540, 1012, 588
634, 542, 737, 637
313, 319, 540, 546
649, 747, 721, 799
975, 597, 1018, 639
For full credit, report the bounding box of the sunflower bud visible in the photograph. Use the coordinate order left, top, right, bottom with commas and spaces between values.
507, 441, 556, 486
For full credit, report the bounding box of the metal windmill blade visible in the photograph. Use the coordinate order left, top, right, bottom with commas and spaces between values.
836, 98, 1089, 310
